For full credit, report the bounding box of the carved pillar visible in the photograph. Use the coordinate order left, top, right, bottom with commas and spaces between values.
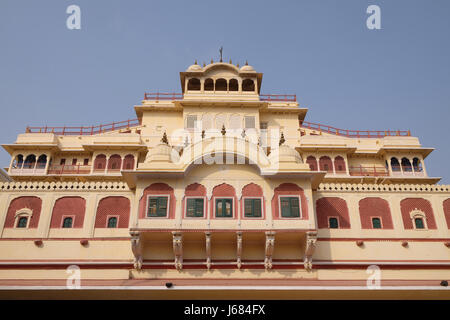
304, 231, 318, 272
236, 232, 243, 269
264, 231, 275, 270
172, 232, 183, 271
130, 231, 143, 270
205, 232, 211, 270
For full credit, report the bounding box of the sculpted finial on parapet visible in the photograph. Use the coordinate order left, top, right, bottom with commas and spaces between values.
279, 132, 285, 146
161, 131, 169, 145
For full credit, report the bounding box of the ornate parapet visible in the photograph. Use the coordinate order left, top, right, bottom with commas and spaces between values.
0, 181, 130, 192
304, 231, 318, 271
317, 183, 450, 193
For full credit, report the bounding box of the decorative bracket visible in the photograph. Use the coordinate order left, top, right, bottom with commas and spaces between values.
304, 231, 318, 272
172, 232, 183, 271
264, 231, 275, 270
130, 231, 143, 270
236, 232, 243, 269
205, 232, 211, 270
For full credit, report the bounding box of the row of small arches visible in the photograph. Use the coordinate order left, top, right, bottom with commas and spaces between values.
187, 78, 255, 92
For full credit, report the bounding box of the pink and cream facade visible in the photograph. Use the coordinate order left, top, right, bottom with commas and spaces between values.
0, 61, 449, 299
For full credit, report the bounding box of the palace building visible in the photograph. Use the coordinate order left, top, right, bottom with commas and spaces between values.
0, 60, 449, 299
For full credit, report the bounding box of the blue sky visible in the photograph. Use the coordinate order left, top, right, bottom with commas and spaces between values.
0, 0, 449, 182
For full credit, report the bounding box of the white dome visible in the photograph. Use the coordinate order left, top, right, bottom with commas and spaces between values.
146, 143, 173, 163
187, 64, 202, 72
269, 145, 302, 163
240, 65, 255, 72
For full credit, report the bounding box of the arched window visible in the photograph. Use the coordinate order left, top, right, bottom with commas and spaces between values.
215, 78, 227, 91
23, 154, 36, 169
401, 157, 412, 172
37, 154, 47, 169
16, 216, 28, 228
107, 154, 122, 171
229, 79, 238, 91
329, 217, 339, 228
204, 78, 214, 91
391, 157, 401, 172
413, 158, 423, 172
94, 154, 107, 171
306, 156, 318, 171
187, 78, 200, 91
13, 154, 24, 168
334, 156, 346, 173
62, 217, 73, 228
414, 217, 425, 229
242, 79, 255, 92
107, 217, 118, 228
372, 217, 382, 229
122, 154, 135, 170
319, 156, 333, 173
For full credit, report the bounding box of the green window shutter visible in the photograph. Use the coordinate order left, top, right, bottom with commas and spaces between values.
195, 198, 204, 217
280, 197, 291, 217
329, 217, 339, 228
63, 217, 73, 228
244, 199, 253, 217
415, 218, 424, 229
290, 197, 300, 217
148, 197, 168, 217
244, 198, 262, 218
157, 197, 168, 217
17, 217, 28, 228
372, 217, 382, 229
107, 217, 117, 228
253, 199, 262, 217
148, 198, 158, 217
216, 199, 233, 218
186, 198, 196, 217
224, 199, 232, 217
216, 199, 222, 217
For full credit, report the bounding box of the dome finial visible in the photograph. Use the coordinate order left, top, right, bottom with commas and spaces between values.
194, 59, 197, 65
219, 46, 223, 62
211, 58, 214, 64
236, 62, 240, 68
203, 61, 206, 67
229, 58, 232, 64
279, 132, 285, 146
245, 60, 248, 66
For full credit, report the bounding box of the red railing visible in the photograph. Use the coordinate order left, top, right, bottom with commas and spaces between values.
300, 121, 411, 138
26, 118, 140, 136
144, 92, 184, 100
143, 92, 297, 102
260, 94, 297, 102
47, 165, 91, 175
349, 165, 389, 177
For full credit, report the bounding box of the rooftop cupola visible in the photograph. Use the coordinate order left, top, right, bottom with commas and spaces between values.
180, 59, 263, 100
